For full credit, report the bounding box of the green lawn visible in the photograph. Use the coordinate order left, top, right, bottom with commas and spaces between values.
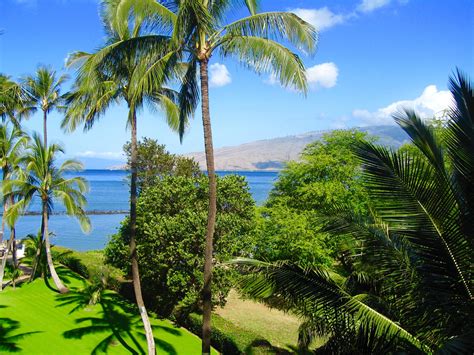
0, 267, 213, 354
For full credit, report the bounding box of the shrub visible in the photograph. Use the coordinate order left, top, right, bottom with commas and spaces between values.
105, 174, 256, 318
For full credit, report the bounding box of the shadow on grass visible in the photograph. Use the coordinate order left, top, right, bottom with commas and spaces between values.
43, 266, 86, 293
56, 289, 180, 354
0, 306, 42, 353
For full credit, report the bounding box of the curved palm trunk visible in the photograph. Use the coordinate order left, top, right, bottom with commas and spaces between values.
199, 59, 217, 355
43, 110, 48, 147
129, 108, 155, 354
30, 218, 44, 281
42, 200, 68, 293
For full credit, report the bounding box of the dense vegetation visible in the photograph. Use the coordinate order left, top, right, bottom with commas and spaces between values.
106, 174, 255, 319
235, 71, 474, 354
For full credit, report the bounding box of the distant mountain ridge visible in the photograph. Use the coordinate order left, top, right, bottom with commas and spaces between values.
183, 125, 409, 171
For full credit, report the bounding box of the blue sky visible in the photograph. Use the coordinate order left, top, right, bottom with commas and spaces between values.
0, 0, 473, 167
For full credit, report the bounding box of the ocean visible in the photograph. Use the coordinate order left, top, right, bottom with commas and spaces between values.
11, 170, 278, 251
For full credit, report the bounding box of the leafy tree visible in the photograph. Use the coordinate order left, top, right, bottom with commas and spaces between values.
234, 71, 474, 353
21, 66, 68, 146
105, 174, 255, 320
252, 130, 371, 269
5, 134, 90, 293
252, 205, 334, 267
123, 137, 201, 190
64, 2, 186, 351
269, 129, 371, 214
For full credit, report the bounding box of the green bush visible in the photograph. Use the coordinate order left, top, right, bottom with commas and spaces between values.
105, 174, 256, 318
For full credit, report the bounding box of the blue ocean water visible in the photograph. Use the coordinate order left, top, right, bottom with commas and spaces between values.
12, 170, 278, 251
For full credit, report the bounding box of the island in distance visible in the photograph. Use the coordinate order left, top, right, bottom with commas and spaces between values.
103, 125, 408, 171
183, 125, 409, 171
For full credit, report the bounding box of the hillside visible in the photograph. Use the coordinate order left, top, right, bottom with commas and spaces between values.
184, 125, 409, 171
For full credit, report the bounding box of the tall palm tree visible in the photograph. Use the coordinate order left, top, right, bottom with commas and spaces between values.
21, 66, 68, 146
5, 134, 90, 294
145, 2, 316, 351
63, 2, 183, 352
234, 70, 474, 353
0, 124, 28, 290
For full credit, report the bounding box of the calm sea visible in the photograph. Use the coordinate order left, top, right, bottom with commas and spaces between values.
12, 170, 278, 251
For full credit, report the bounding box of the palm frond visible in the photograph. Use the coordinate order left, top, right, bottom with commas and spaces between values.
219, 35, 308, 93
222, 12, 317, 54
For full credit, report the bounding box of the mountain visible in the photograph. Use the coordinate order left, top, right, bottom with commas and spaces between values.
184, 125, 409, 171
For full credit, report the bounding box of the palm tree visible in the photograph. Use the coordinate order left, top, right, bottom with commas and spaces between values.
63, 2, 184, 352
165, 2, 317, 351
21, 66, 68, 146
0, 124, 28, 290
5, 134, 90, 294
234, 71, 474, 353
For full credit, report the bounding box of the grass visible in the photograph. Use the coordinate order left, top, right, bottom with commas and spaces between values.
53, 246, 124, 281
215, 290, 326, 351
0, 266, 215, 354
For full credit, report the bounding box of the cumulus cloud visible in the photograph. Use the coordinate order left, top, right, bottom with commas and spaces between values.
291, 7, 347, 31
209, 63, 232, 88
266, 62, 339, 90
353, 85, 453, 126
76, 151, 124, 159
306, 62, 339, 89
357, 0, 391, 13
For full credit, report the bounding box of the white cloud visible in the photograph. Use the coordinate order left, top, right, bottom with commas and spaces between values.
75, 151, 124, 160
353, 85, 453, 126
265, 62, 339, 90
291, 7, 347, 31
306, 62, 339, 89
357, 0, 391, 13
209, 63, 231, 88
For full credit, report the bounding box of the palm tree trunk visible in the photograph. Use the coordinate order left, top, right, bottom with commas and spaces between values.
42, 200, 68, 293
43, 110, 48, 147
11, 228, 17, 267
30, 218, 44, 281
199, 59, 217, 355
0, 230, 14, 291
129, 107, 155, 355
1, 167, 8, 244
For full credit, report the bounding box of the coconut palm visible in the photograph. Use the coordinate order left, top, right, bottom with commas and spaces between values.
129, 3, 317, 350
5, 134, 90, 294
21, 66, 68, 146
0, 124, 28, 290
63, 2, 184, 352
0, 74, 35, 128
234, 71, 474, 353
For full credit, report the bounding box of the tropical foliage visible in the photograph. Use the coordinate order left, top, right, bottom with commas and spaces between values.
105, 174, 255, 320
234, 71, 474, 353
